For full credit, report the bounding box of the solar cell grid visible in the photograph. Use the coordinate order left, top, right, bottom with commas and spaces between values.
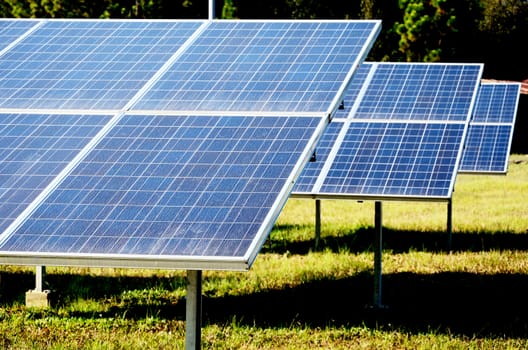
0, 114, 323, 264
0, 20, 204, 110
133, 20, 381, 114
293, 62, 483, 200
332, 63, 374, 118
351, 63, 481, 121
293, 121, 344, 193
319, 121, 466, 198
459, 82, 520, 173
0, 20, 41, 52
460, 124, 511, 172
0, 113, 112, 234
0, 18, 382, 269
471, 83, 520, 123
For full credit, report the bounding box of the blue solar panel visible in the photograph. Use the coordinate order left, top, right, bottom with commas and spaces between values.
317, 121, 466, 198
459, 82, 521, 173
460, 124, 512, 173
0, 113, 113, 234
351, 63, 481, 121
0, 114, 324, 267
471, 83, 520, 123
293, 62, 482, 200
0, 20, 204, 110
0, 20, 40, 52
133, 20, 381, 113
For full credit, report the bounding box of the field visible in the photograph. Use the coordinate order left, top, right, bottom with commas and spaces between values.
0, 154, 527, 349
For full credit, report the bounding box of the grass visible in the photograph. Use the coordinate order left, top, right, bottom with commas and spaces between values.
0, 154, 527, 349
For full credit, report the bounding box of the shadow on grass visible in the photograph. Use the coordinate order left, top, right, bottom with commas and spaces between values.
3, 268, 528, 338
205, 271, 528, 338
0, 271, 186, 319
265, 224, 528, 254
2, 227, 528, 338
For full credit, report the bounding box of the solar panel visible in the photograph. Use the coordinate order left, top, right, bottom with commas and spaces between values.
293, 62, 483, 200
350, 62, 482, 121
0, 114, 325, 269
316, 121, 466, 198
133, 20, 381, 114
0, 19, 40, 52
471, 82, 521, 123
459, 82, 521, 173
0, 20, 205, 110
0, 113, 113, 234
0, 19, 382, 270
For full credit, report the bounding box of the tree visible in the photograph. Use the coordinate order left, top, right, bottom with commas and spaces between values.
221, 0, 237, 19
1, 0, 206, 19
477, 0, 528, 79
359, 0, 402, 61
394, 0, 458, 62
2, 0, 112, 17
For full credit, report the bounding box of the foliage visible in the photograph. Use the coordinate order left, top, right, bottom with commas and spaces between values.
358, 0, 402, 61
476, 0, 528, 78
221, 0, 237, 19
0, 0, 204, 18
2, 0, 105, 17
480, 0, 528, 34
393, 0, 458, 62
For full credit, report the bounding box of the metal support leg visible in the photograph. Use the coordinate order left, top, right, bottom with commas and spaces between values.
373, 201, 383, 308
186, 270, 202, 350
447, 199, 453, 252
208, 0, 215, 19
315, 199, 321, 251
35, 266, 45, 292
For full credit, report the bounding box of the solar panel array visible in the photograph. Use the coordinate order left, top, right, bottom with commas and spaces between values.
0, 19, 381, 270
293, 62, 483, 201
459, 82, 521, 173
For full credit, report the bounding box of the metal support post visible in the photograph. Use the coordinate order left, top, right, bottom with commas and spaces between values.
315, 199, 321, 250
35, 266, 45, 292
447, 198, 453, 252
208, 0, 215, 19
373, 201, 383, 308
186, 270, 202, 350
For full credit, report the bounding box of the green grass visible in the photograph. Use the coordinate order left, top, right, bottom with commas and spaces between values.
0, 155, 527, 349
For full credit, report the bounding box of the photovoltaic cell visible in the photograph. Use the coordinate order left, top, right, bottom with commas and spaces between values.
0, 20, 204, 110
0, 114, 323, 266
460, 124, 512, 173
0, 113, 112, 234
459, 83, 521, 173
133, 20, 380, 113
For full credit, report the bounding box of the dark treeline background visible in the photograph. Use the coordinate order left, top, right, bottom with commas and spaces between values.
1, 0, 527, 151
